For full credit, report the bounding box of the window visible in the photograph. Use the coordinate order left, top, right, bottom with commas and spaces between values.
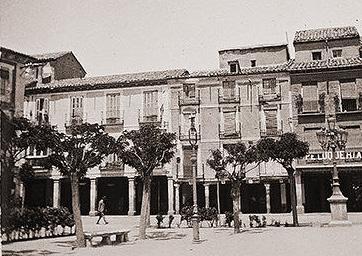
222, 81, 235, 99
302, 82, 318, 112
143, 90, 158, 121
262, 78, 277, 95
251, 60, 256, 67
183, 147, 196, 178
265, 109, 278, 135
36, 98, 49, 124
340, 79, 357, 112
0, 68, 10, 95
224, 110, 237, 135
71, 96, 83, 125
183, 84, 195, 98
106, 93, 120, 123
332, 49, 342, 58
312, 52, 322, 60
230, 63, 237, 73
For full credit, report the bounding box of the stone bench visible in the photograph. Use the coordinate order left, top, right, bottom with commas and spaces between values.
84, 230, 130, 247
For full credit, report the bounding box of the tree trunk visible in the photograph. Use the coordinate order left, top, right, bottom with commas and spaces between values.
1, 161, 14, 233
231, 181, 241, 233
70, 173, 86, 247
139, 175, 151, 239
288, 169, 299, 227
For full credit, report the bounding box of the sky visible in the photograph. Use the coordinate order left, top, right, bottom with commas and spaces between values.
1, 0, 361, 77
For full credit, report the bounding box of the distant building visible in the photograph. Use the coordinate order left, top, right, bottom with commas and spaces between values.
0, 47, 86, 218
19, 25, 362, 216
290, 26, 362, 213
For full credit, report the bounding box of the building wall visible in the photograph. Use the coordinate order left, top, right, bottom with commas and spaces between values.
291, 70, 362, 167
219, 46, 289, 69
53, 53, 86, 80
294, 38, 360, 62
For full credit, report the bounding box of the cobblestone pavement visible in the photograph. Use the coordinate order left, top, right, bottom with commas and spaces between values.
2, 213, 362, 256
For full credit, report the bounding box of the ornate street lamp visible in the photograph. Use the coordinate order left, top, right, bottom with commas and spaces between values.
188, 115, 200, 242
316, 115, 351, 226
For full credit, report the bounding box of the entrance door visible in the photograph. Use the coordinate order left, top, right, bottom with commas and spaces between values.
97, 177, 128, 215
60, 178, 90, 215
304, 173, 331, 213
25, 178, 52, 207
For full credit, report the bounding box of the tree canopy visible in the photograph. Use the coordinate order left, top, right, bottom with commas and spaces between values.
207, 142, 257, 181
45, 123, 116, 177
116, 124, 177, 178
256, 133, 309, 171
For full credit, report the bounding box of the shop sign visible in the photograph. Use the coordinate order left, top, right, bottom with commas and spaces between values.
305, 151, 362, 162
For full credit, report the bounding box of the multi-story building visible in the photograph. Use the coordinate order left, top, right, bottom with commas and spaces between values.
290, 26, 362, 213
0, 47, 87, 220
20, 25, 362, 216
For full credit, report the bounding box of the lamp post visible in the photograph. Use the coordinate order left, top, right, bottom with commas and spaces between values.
316, 115, 351, 226
188, 115, 200, 242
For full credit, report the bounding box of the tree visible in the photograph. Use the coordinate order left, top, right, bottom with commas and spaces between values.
256, 132, 309, 226
40, 123, 116, 247
207, 143, 257, 233
116, 124, 176, 239
0, 117, 50, 229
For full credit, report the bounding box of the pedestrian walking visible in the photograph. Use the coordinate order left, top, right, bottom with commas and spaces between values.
96, 196, 108, 224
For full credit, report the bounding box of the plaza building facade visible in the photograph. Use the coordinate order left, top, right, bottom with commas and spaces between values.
19, 25, 362, 216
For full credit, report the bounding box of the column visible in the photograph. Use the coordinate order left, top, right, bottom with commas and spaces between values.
204, 183, 210, 209
53, 179, 60, 208
280, 183, 287, 212
174, 183, 180, 214
264, 183, 271, 213
89, 178, 97, 216
128, 177, 136, 216
295, 171, 305, 214
167, 177, 175, 215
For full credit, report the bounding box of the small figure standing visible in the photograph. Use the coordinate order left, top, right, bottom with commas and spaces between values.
96, 196, 108, 224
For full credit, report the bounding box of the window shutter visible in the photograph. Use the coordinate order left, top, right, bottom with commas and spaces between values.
224, 111, 236, 135
340, 80, 357, 99
302, 84, 318, 112
265, 109, 277, 134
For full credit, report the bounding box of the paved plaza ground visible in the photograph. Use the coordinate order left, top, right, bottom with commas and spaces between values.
2, 213, 362, 256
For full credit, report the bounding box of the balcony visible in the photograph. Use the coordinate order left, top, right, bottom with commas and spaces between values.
260, 129, 282, 137
139, 115, 162, 127
102, 117, 124, 133
336, 110, 362, 122
218, 95, 240, 104
218, 124, 241, 139
178, 92, 200, 106
298, 112, 325, 124
258, 93, 281, 103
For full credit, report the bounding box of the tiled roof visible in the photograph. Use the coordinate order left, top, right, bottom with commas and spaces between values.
294, 26, 359, 43
190, 61, 292, 78
26, 69, 189, 93
31, 51, 71, 61
0, 46, 37, 62
219, 43, 288, 53
289, 57, 362, 71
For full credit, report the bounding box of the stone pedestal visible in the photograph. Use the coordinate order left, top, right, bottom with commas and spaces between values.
328, 194, 352, 226
167, 177, 175, 215
128, 177, 136, 216
89, 178, 97, 216
295, 171, 305, 214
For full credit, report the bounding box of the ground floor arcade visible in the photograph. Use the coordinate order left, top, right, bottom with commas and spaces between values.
21, 168, 362, 215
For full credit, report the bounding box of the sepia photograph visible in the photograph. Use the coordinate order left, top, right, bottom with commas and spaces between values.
1, 0, 362, 255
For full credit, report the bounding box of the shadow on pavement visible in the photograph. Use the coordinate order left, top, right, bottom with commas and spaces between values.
3, 249, 57, 256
